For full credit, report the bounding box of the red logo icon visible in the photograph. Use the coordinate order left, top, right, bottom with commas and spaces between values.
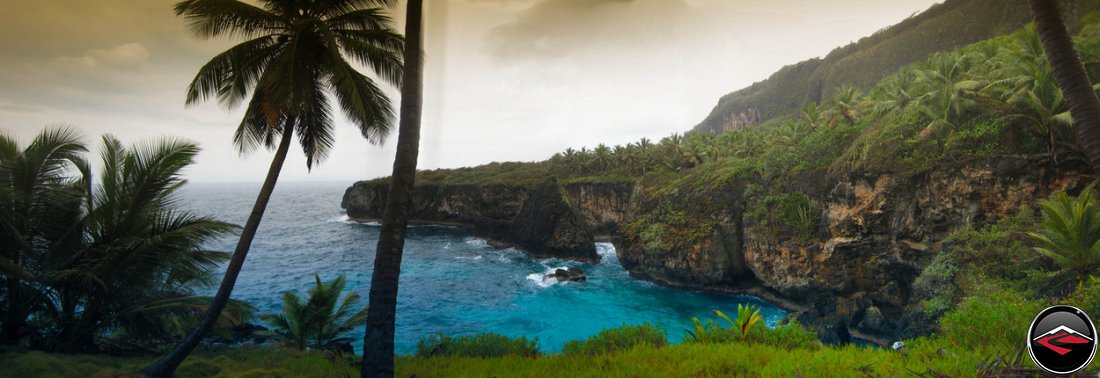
1034, 325, 1094, 355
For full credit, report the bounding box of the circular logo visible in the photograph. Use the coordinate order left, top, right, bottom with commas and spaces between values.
1027, 305, 1097, 374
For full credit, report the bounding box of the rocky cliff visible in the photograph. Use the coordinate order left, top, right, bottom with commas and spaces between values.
618, 156, 1090, 340
344, 156, 1089, 340
341, 180, 633, 261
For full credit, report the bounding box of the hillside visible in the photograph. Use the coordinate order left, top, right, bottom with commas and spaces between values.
691, 0, 1100, 134
347, 5, 1100, 345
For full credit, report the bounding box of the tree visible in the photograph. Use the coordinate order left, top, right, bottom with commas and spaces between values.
826, 84, 863, 127
362, 0, 423, 376
0, 127, 87, 344
145, 0, 402, 375
1027, 183, 1100, 285
1030, 0, 1100, 173
1, 128, 248, 352
263, 274, 367, 351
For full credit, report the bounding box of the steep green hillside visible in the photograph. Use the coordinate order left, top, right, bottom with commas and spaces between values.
691, 0, 1100, 134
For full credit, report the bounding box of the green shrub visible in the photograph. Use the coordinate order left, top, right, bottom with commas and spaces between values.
685, 305, 768, 344
561, 323, 667, 356
416, 332, 540, 358
745, 319, 820, 350
1069, 277, 1100, 320
938, 284, 1046, 353
913, 249, 963, 317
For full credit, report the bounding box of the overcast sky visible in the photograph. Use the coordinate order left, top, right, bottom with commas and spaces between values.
1, 0, 939, 183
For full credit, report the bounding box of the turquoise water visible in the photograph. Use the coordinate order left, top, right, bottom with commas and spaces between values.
179, 181, 786, 354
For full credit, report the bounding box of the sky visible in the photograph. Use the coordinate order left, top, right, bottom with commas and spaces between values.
0, 0, 940, 183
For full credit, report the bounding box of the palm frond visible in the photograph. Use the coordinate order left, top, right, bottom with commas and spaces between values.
174, 0, 287, 40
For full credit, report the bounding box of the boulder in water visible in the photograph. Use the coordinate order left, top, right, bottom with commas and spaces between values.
548, 267, 587, 282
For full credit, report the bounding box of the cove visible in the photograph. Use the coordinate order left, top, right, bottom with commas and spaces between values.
180, 182, 787, 354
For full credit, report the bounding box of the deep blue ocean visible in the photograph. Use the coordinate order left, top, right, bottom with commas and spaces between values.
179, 181, 786, 354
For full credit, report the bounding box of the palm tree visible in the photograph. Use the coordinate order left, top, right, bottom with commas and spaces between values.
47, 135, 247, 352
1027, 182, 1100, 285
263, 274, 367, 351
1029, 0, 1100, 173
362, 0, 422, 375
145, 1, 402, 375
592, 144, 612, 171
826, 84, 863, 127
0, 127, 87, 344
997, 26, 1075, 161
1, 128, 247, 352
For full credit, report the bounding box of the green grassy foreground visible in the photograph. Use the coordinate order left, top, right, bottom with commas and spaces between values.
0, 340, 1064, 378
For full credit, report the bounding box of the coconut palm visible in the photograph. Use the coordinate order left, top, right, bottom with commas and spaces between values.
826, 84, 863, 127
1029, 0, 1100, 173
1, 128, 248, 352
0, 127, 87, 344
145, 0, 403, 375
1027, 182, 1100, 285
997, 27, 1075, 161
45, 135, 248, 352
362, 0, 422, 375
592, 144, 613, 171
263, 274, 367, 351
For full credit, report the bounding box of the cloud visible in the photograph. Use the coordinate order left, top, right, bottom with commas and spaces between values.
484, 0, 692, 62
52, 43, 150, 70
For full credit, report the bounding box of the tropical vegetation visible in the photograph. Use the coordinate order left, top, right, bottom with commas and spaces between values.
0, 127, 250, 353
262, 274, 368, 351
148, 0, 405, 375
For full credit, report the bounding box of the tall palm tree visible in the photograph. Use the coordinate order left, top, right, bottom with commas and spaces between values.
362, 0, 422, 376
144, 1, 402, 375
1029, 0, 1100, 173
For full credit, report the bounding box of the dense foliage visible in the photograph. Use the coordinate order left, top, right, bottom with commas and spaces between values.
262, 274, 367, 351
560, 323, 667, 357
415, 332, 540, 359
0, 128, 249, 352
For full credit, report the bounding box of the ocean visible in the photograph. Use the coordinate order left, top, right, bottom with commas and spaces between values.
179, 181, 786, 354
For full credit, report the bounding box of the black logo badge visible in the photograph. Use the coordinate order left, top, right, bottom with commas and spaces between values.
1027, 305, 1097, 374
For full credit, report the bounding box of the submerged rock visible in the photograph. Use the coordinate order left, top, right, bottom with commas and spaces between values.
548, 267, 587, 282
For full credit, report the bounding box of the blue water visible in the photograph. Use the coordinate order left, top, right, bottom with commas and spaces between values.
179, 181, 787, 354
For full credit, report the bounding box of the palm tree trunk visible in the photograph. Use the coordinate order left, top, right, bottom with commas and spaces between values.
1030, 0, 1100, 173
2, 269, 22, 343
142, 125, 295, 378
361, 0, 423, 376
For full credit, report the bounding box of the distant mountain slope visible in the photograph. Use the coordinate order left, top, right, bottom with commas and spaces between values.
692, 0, 1100, 134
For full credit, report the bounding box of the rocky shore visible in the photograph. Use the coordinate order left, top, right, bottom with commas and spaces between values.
342, 155, 1088, 342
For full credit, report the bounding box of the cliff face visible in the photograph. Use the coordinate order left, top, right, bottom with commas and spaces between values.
342, 181, 632, 234
619, 156, 1088, 338
618, 187, 750, 287
342, 182, 528, 225
344, 157, 1086, 339
506, 178, 600, 262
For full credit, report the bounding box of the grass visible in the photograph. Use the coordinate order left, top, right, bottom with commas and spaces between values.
0, 341, 1043, 378
0, 347, 359, 378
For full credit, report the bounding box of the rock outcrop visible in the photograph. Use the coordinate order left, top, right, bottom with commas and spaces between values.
504, 178, 600, 262
618, 187, 750, 287
618, 156, 1089, 339
343, 156, 1088, 340
342, 179, 629, 262
548, 267, 587, 282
